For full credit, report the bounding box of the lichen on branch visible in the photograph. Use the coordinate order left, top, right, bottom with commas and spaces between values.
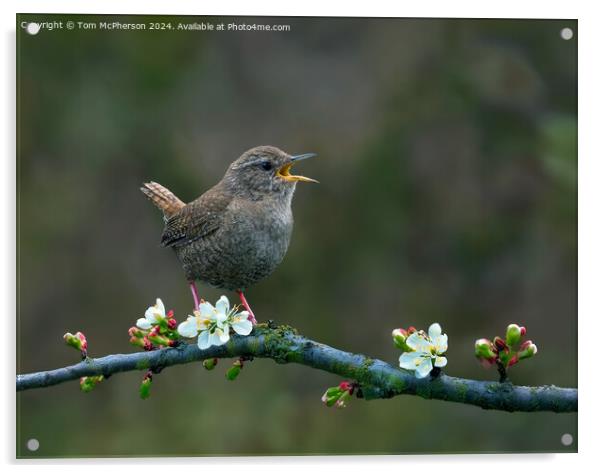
16, 324, 577, 413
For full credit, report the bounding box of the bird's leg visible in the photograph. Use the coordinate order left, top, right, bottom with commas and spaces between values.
237, 290, 258, 325
189, 281, 201, 312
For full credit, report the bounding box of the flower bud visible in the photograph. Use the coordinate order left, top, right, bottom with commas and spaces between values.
335, 391, 350, 408
520, 326, 527, 336
149, 326, 161, 337
148, 333, 171, 347
167, 318, 177, 330
322, 393, 339, 407
128, 326, 145, 338
79, 375, 103, 393
166, 310, 174, 319
64, 332, 87, 351
474, 338, 497, 361
64, 332, 88, 357
392, 328, 407, 338
518, 341, 538, 360
77, 332, 88, 351
129, 336, 146, 348
505, 324, 522, 346
493, 336, 507, 351
203, 358, 218, 370
507, 354, 519, 367
139, 375, 152, 400
392, 328, 411, 351
226, 360, 243, 381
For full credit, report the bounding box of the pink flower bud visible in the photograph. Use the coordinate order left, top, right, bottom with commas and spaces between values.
166, 310, 174, 319
493, 336, 507, 350
392, 328, 408, 338
520, 326, 527, 336
339, 381, 351, 392
76, 332, 88, 351
392, 328, 411, 350
167, 318, 177, 330
128, 326, 145, 338
129, 336, 146, 348
64, 332, 88, 357
518, 341, 538, 360
519, 339, 533, 351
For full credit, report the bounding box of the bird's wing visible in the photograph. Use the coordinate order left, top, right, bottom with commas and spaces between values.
160, 187, 232, 248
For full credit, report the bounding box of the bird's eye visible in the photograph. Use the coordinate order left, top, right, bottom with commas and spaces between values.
260, 161, 273, 171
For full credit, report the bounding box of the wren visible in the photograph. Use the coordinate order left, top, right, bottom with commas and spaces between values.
141, 145, 317, 323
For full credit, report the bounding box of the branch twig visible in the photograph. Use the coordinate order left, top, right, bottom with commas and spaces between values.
16, 325, 577, 413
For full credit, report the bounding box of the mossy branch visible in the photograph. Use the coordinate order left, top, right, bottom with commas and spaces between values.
16, 325, 577, 413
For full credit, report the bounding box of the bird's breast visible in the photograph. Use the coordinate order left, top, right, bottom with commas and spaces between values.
177, 200, 294, 290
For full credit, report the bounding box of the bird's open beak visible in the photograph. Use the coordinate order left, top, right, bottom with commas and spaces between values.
277, 153, 319, 183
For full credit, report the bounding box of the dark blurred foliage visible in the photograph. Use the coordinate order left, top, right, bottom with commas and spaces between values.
17, 15, 577, 457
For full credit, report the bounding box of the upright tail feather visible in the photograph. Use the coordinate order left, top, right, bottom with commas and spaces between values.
140, 181, 186, 219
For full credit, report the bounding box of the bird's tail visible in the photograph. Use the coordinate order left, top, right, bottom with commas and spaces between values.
140, 181, 186, 219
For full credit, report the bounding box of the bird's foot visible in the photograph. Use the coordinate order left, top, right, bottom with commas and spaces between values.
189, 281, 201, 312
246, 308, 258, 325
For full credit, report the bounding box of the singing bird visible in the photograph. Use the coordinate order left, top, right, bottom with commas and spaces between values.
141, 145, 317, 323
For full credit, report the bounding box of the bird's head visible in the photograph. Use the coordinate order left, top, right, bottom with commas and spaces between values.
224, 146, 318, 200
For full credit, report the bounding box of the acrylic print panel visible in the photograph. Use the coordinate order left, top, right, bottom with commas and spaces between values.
16, 14, 577, 457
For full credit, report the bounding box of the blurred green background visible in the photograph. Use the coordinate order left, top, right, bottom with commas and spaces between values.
16, 15, 577, 457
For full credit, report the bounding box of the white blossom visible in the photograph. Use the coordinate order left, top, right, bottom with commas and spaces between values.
136, 298, 166, 330
177, 296, 252, 350
399, 323, 448, 379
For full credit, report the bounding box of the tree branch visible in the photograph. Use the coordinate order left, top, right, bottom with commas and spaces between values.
16, 325, 577, 413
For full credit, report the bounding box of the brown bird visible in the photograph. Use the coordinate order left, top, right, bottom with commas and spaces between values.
141, 145, 317, 323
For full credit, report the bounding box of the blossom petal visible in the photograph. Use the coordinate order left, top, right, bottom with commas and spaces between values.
405, 333, 431, 352
199, 301, 215, 320
208, 330, 229, 347
231, 318, 253, 336
415, 358, 433, 378
145, 298, 165, 323
155, 298, 165, 316
399, 351, 424, 370
136, 318, 152, 330
197, 330, 211, 350
428, 323, 442, 339
215, 296, 230, 316
231, 311, 249, 324
144, 307, 158, 323
434, 356, 447, 368
433, 334, 448, 354
177, 316, 199, 338
217, 327, 230, 344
